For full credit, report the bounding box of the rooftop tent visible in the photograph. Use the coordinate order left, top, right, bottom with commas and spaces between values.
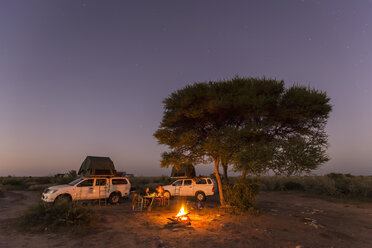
78, 156, 116, 176
171, 164, 196, 178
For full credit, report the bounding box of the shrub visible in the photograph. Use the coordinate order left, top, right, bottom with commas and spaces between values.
284, 181, 304, 191
19, 201, 94, 232
0, 185, 4, 197
130, 176, 172, 194
0, 177, 28, 190
301, 176, 337, 195
53, 176, 77, 185
258, 174, 372, 201
223, 179, 260, 211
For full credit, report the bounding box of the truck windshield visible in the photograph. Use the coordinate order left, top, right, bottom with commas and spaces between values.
68, 178, 84, 186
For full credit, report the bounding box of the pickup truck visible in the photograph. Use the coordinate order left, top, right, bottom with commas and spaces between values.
162, 177, 215, 201
42, 176, 131, 204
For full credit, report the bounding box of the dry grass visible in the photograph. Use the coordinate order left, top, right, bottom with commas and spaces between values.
0, 185, 4, 198
0, 176, 77, 191
19, 201, 94, 233
257, 173, 372, 200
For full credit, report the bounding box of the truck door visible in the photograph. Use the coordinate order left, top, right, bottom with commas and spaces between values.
95, 178, 108, 199
180, 179, 194, 196
76, 179, 95, 200
171, 180, 183, 196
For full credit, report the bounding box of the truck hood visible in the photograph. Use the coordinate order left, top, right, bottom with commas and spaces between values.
48, 184, 72, 190
162, 185, 172, 190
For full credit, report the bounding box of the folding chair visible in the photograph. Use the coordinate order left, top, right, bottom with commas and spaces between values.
131, 193, 144, 211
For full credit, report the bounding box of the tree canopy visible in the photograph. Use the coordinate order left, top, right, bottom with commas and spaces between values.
154, 77, 332, 205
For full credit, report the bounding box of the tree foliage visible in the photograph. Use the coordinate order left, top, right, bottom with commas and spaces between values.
154, 77, 331, 205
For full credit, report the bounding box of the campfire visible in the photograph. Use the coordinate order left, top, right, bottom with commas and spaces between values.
167, 206, 191, 226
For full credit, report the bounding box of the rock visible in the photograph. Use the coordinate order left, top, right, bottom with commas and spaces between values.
295, 245, 304, 248
303, 217, 324, 229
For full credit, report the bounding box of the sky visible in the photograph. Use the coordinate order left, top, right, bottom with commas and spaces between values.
1, 0, 371, 176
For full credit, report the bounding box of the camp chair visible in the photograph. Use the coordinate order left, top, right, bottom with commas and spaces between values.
131, 193, 144, 211
144, 196, 155, 211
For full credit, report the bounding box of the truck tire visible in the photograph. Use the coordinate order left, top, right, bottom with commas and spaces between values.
109, 192, 121, 204
195, 191, 206, 202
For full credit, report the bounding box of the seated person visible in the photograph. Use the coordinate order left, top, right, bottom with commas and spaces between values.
145, 187, 150, 196
155, 186, 164, 197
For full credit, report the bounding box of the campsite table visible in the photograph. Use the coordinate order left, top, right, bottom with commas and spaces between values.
154, 196, 170, 206
143, 195, 170, 210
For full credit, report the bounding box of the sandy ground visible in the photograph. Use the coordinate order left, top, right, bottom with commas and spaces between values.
0, 190, 372, 248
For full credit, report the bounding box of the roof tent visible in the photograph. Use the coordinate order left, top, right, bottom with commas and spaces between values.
171, 164, 196, 178
78, 156, 116, 176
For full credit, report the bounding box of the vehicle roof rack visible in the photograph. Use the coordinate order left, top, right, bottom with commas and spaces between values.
85, 174, 123, 178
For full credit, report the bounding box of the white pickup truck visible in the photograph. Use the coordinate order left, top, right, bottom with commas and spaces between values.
42, 176, 131, 204
162, 177, 215, 201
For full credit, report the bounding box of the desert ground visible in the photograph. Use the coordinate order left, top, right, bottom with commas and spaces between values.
0, 190, 372, 248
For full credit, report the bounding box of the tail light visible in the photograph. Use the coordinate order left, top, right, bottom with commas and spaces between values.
212, 186, 214, 193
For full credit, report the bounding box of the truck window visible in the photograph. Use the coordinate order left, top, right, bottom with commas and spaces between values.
207, 179, 212, 184
96, 179, 106, 186
184, 179, 192, 186
112, 179, 128, 185
77, 179, 94, 187
196, 179, 207, 184
68, 178, 83, 186
172, 180, 183, 186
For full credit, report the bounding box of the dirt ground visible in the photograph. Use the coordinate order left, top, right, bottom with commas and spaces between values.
0, 191, 372, 248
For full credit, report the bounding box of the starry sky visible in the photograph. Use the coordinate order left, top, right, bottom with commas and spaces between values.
1, 0, 371, 176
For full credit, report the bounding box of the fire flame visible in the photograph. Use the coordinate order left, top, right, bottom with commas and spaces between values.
174, 206, 190, 222
176, 206, 186, 217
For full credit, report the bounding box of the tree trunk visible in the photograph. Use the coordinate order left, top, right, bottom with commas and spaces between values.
214, 159, 226, 206
222, 163, 229, 183
241, 167, 247, 180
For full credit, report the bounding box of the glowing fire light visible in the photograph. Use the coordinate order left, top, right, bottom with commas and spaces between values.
176, 206, 186, 217
176, 206, 189, 221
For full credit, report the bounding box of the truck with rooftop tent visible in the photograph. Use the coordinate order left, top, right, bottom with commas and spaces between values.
42, 156, 131, 204
42, 175, 131, 204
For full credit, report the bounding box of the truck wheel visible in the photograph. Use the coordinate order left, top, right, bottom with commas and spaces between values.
54, 194, 71, 204
109, 192, 121, 204
164, 191, 171, 199
195, 191, 206, 202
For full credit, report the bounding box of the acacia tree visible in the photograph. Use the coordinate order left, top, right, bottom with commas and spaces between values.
154, 77, 331, 206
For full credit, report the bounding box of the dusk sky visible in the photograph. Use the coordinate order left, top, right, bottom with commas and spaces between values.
1, 0, 371, 176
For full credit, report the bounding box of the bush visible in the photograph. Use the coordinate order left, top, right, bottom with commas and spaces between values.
0, 185, 4, 197
19, 201, 94, 232
223, 179, 260, 211
130, 176, 172, 194
0, 177, 29, 190
258, 174, 372, 201
284, 181, 304, 191
53, 176, 77, 185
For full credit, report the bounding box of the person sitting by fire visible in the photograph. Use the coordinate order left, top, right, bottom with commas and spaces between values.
155, 186, 164, 197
